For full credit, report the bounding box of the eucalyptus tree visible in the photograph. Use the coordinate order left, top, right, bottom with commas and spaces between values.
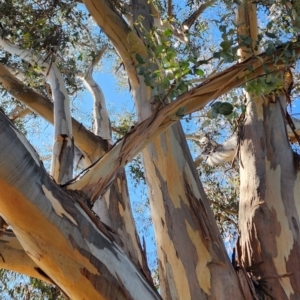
0, 0, 300, 299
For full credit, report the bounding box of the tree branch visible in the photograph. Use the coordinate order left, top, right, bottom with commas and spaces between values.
0, 63, 109, 162
182, 0, 216, 30
0, 36, 73, 184
0, 231, 53, 283
83, 0, 147, 88
65, 44, 300, 199
8, 106, 32, 121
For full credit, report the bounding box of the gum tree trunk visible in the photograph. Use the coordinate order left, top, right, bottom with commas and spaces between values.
128, 1, 244, 299
0, 111, 160, 300
237, 1, 300, 298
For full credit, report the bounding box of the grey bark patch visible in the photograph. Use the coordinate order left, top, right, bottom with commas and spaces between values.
69, 235, 129, 299
291, 216, 299, 237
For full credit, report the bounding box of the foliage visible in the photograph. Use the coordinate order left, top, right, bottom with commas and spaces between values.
0, 0, 300, 297
0, 270, 64, 300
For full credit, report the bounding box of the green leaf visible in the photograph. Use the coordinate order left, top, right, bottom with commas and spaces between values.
265, 31, 277, 39
137, 67, 146, 75
219, 25, 227, 33
213, 52, 221, 59
77, 53, 83, 61
166, 48, 177, 61
35, 18, 46, 25
266, 21, 273, 30
177, 81, 188, 93
135, 53, 145, 64
155, 45, 165, 57
201, 119, 211, 128
211, 101, 233, 116
218, 103, 233, 116
164, 29, 173, 37
220, 40, 232, 50
195, 69, 204, 76
176, 106, 186, 117
23, 32, 31, 42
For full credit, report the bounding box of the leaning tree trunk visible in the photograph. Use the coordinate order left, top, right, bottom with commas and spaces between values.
0, 111, 161, 300
130, 1, 244, 299
237, 1, 300, 298
80, 62, 151, 279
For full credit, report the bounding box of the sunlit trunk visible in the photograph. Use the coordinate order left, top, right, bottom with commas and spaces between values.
237, 1, 300, 298
129, 1, 244, 298
0, 111, 160, 300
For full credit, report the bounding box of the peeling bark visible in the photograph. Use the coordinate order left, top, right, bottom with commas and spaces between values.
93, 169, 152, 283
237, 2, 300, 298
80, 64, 151, 281
238, 93, 300, 299
0, 112, 160, 300
65, 45, 298, 201
142, 123, 244, 299
127, 1, 244, 298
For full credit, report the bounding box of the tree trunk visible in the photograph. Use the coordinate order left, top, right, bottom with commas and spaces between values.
0, 112, 160, 300
238, 93, 300, 299
129, 1, 244, 298
79, 58, 152, 281
142, 123, 244, 299
237, 1, 300, 298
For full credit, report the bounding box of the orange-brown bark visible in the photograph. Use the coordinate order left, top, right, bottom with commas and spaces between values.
237, 1, 300, 298
0, 112, 160, 300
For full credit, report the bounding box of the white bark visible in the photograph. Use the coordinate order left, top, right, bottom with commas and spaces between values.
196, 135, 238, 166
78, 50, 149, 274
0, 63, 106, 163
0, 37, 73, 184
78, 72, 112, 142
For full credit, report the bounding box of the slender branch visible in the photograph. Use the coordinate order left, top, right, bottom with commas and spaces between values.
83, 0, 147, 88
92, 45, 107, 68
182, 0, 216, 30
77, 46, 111, 141
0, 63, 108, 162
149, 2, 188, 43
168, 0, 172, 18
8, 106, 32, 121
0, 36, 73, 184
185, 134, 202, 142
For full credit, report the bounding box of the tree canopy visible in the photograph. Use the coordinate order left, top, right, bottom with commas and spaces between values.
0, 0, 300, 299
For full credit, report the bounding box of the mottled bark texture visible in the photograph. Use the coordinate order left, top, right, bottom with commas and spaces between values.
142, 123, 244, 299
81, 63, 151, 281
237, 1, 300, 298
128, 1, 244, 298
0, 63, 108, 162
0, 112, 160, 300
238, 93, 300, 299
0, 38, 74, 184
